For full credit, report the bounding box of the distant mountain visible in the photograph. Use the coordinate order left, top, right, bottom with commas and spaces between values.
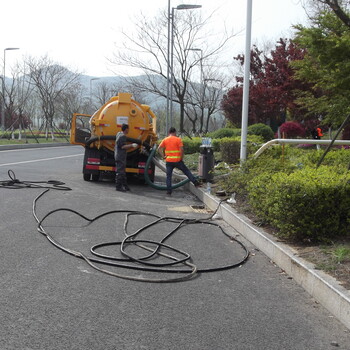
79, 75, 127, 87
79, 74, 166, 109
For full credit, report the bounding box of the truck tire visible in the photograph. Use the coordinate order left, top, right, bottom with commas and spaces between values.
148, 162, 155, 182
83, 173, 91, 181
91, 173, 100, 181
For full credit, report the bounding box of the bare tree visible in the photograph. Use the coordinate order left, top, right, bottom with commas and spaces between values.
56, 82, 87, 132
93, 81, 129, 109
0, 63, 41, 142
25, 55, 81, 139
302, 0, 350, 26
185, 60, 228, 135
1, 70, 19, 133
94, 81, 115, 107
13, 64, 37, 141
110, 8, 236, 134
317, 0, 350, 27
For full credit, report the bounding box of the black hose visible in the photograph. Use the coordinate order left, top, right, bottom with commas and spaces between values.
1, 170, 249, 282
0, 170, 72, 190
85, 135, 151, 149
143, 145, 190, 190
32, 190, 249, 282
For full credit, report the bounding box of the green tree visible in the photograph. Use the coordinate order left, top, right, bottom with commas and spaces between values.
293, 9, 350, 126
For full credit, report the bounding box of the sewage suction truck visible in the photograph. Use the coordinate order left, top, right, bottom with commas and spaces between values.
70, 92, 158, 182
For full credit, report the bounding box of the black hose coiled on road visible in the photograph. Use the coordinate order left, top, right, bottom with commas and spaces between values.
1, 170, 249, 282
32, 190, 249, 283
0, 170, 72, 190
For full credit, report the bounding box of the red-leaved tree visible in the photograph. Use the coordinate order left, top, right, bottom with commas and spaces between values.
222, 38, 311, 130
279, 121, 306, 138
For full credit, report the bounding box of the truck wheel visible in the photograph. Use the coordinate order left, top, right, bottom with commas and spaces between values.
83, 173, 91, 181
148, 162, 155, 182
91, 173, 100, 181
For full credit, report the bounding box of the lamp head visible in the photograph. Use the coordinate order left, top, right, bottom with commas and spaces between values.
176, 4, 202, 10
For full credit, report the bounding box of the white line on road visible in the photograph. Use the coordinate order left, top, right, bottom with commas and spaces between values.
0, 154, 83, 167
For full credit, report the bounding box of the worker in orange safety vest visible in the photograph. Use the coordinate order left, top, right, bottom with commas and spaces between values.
312, 127, 323, 140
316, 127, 323, 138
158, 127, 200, 195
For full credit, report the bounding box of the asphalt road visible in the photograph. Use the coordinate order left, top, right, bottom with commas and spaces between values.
0, 145, 350, 350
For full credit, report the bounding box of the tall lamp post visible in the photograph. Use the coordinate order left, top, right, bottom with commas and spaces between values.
89, 77, 100, 114
167, 3, 202, 132
240, 0, 253, 163
1, 47, 20, 131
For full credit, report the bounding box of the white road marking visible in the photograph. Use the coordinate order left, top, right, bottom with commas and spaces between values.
0, 153, 83, 167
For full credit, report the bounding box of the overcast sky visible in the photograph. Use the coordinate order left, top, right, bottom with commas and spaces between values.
1, 0, 308, 77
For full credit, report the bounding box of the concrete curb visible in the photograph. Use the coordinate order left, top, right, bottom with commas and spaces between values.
0, 143, 71, 151
189, 184, 350, 330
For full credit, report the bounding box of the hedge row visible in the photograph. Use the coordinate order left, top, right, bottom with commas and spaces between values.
207, 123, 274, 142
182, 135, 264, 163
247, 165, 350, 241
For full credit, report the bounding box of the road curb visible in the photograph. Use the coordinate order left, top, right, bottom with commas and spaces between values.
189, 184, 350, 330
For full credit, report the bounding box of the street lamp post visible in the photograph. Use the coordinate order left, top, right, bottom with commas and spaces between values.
89, 77, 100, 113
167, 3, 202, 131
1, 47, 20, 131
240, 0, 253, 163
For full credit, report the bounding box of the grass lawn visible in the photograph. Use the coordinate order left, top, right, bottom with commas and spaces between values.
0, 137, 69, 145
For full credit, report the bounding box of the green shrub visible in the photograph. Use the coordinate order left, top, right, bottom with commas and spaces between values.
211, 138, 221, 152
224, 120, 238, 128
219, 138, 241, 164
182, 137, 202, 154
247, 166, 350, 241
302, 148, 350, 169
248, 123, 274, 142
218, 135, 264, 164
219, 155, 298, 200
207, 128, 241, 139
217, 145, 350, 242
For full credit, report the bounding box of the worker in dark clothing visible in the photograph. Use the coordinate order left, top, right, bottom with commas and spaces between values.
158, 127, 200, 195
115, 124, 138, 192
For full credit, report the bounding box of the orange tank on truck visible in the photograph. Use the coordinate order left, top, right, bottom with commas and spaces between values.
70, 92, 158, 182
